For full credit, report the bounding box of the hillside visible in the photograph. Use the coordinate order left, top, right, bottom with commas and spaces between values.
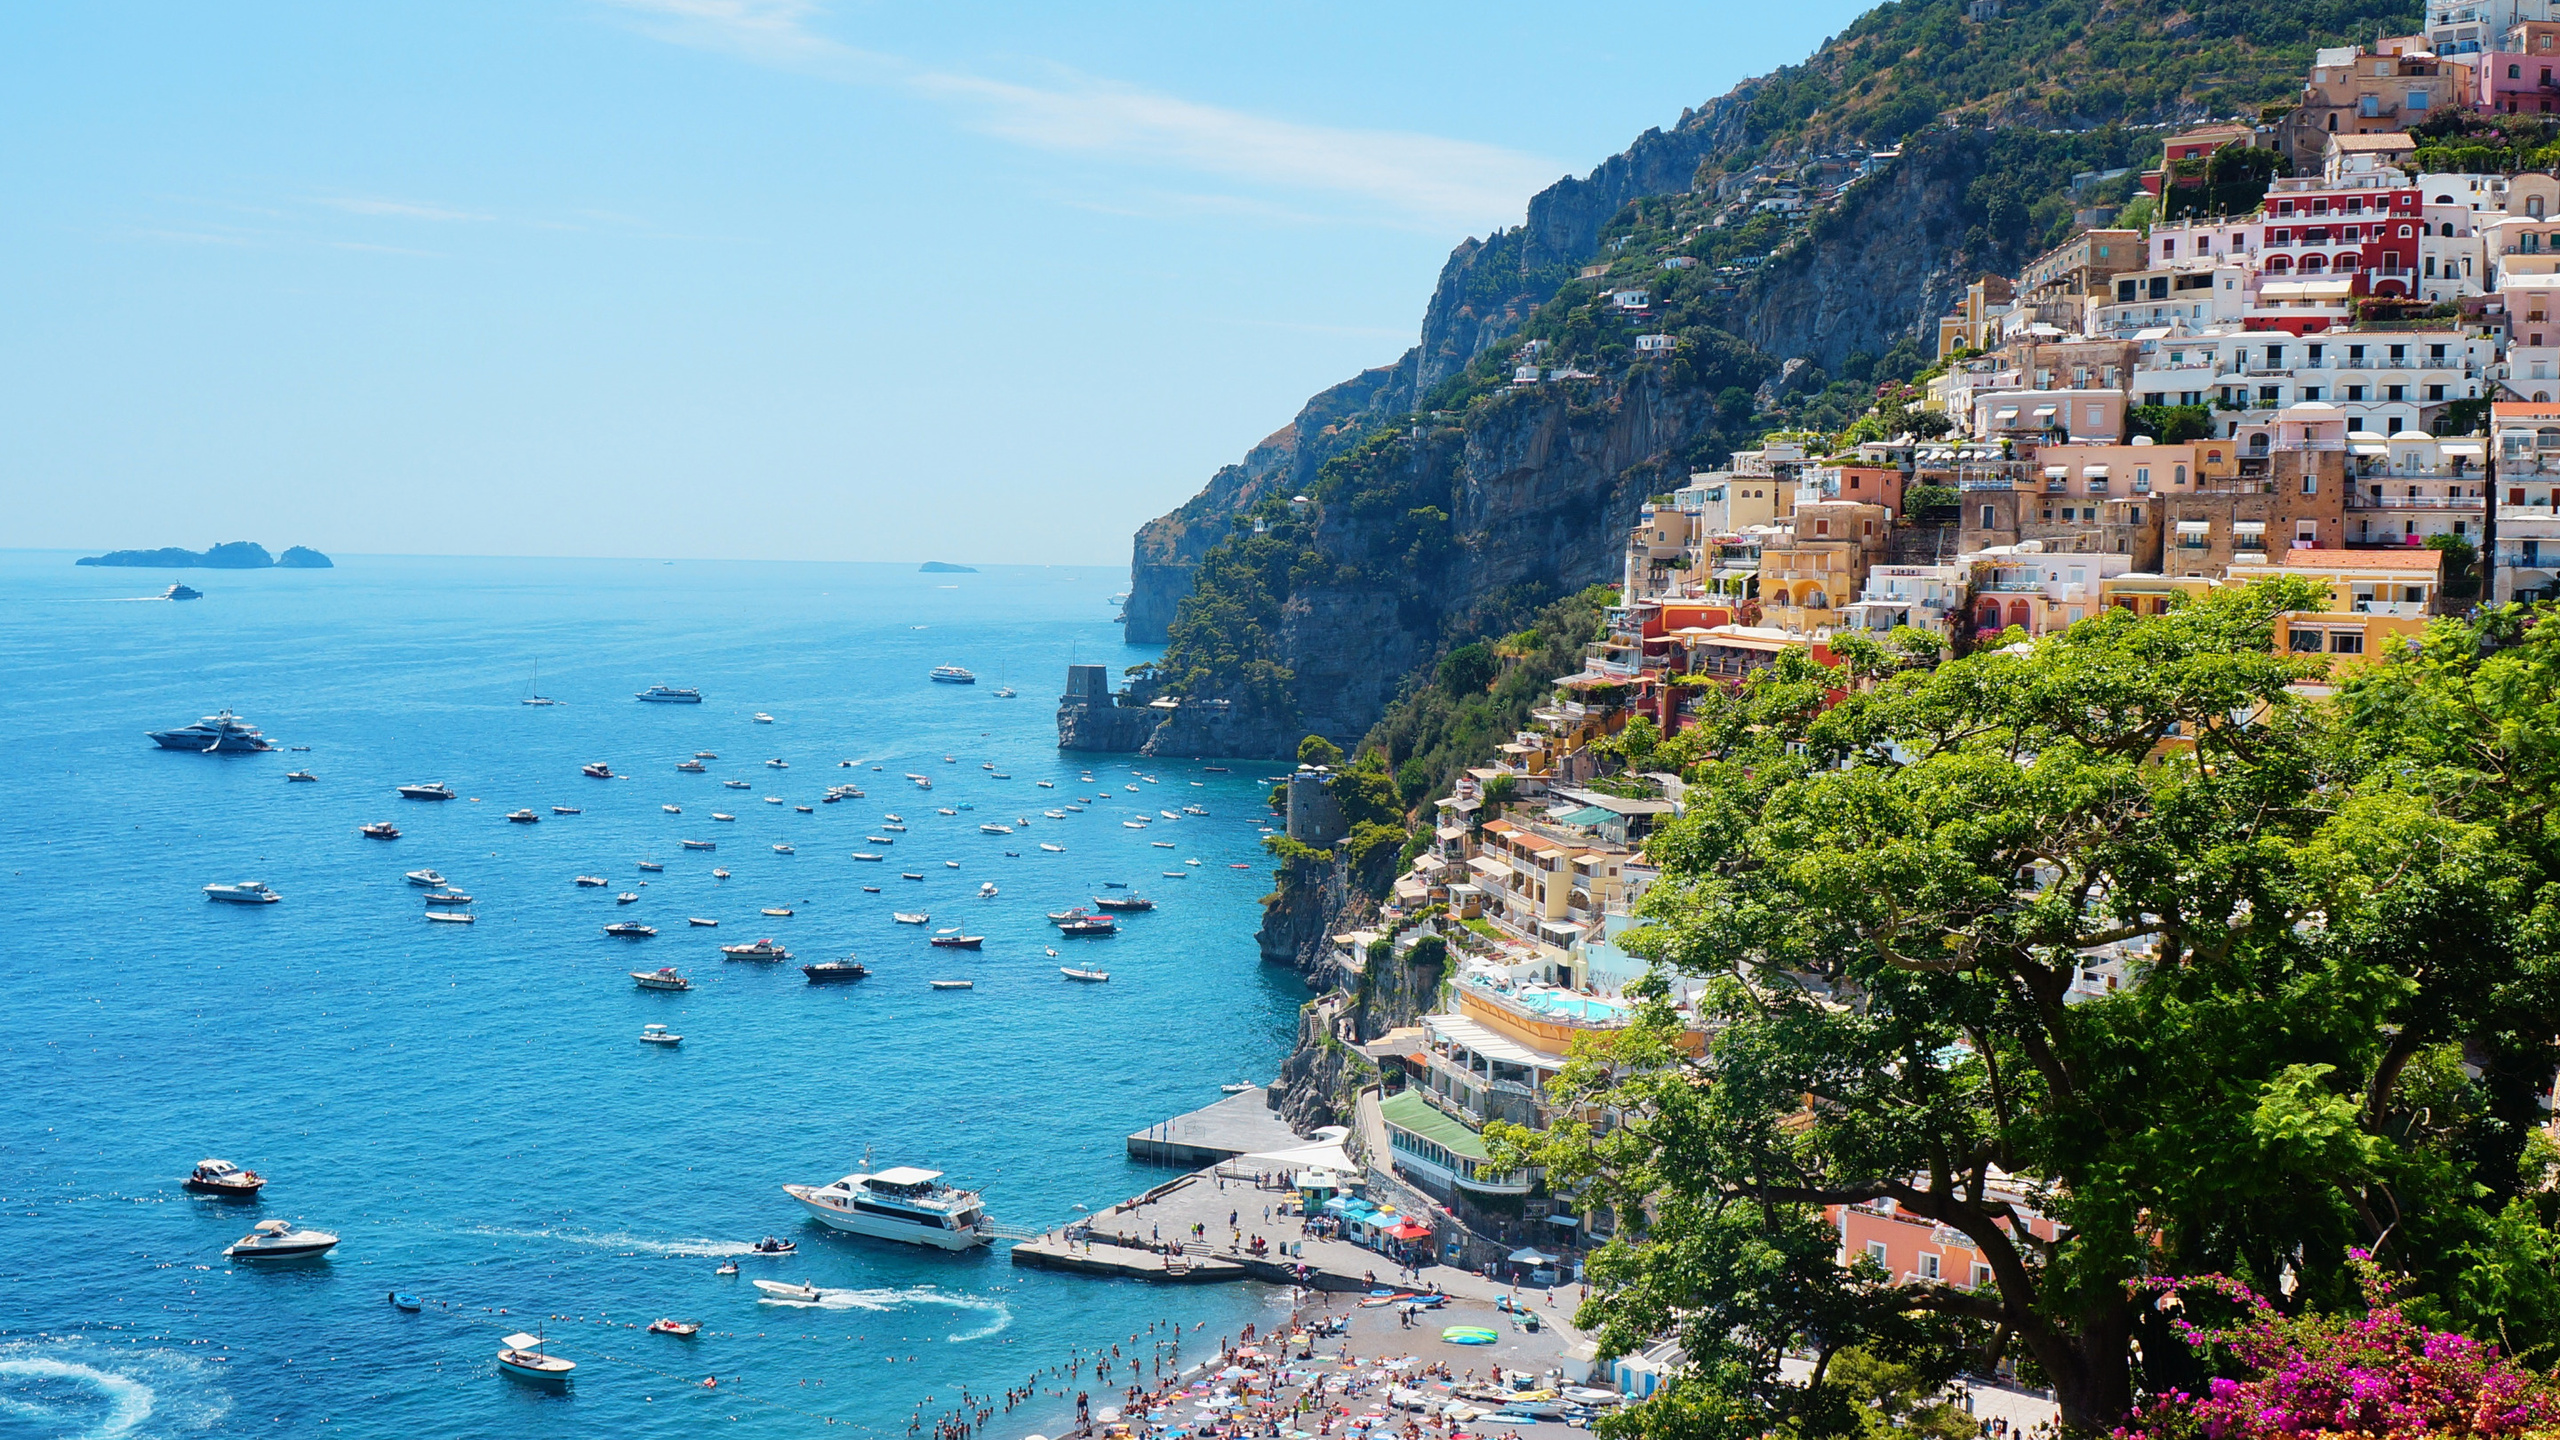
1117, 0, 2420, 760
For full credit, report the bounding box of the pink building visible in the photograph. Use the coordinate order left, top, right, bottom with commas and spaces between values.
1830, 1192, 2065, 1289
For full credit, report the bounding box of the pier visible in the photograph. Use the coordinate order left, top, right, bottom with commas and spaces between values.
1124, 1085, 1299, 1166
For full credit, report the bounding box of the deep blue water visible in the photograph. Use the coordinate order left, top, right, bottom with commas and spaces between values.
0, 553, 1303, 1439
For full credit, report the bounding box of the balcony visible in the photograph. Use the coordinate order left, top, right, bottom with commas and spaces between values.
2348, 493, 2484, 509
2351, 599, 2430, 616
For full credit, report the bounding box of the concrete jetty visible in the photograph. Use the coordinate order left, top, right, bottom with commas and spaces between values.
1124, 1086, 1298, 1166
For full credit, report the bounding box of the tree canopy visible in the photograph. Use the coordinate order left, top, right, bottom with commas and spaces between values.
1516, 591, 2560, 1436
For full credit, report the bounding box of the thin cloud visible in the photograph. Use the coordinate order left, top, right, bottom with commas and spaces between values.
314, 196, 493, 222
596, 0, 1558, 231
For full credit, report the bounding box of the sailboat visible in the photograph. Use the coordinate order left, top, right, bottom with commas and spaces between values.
521, 661, 560, 707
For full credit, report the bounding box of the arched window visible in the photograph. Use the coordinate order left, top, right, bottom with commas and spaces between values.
2334, 252, 2359, 269
2442, 221, 2457, 236
2250, 432, 2271, 453
2511, 62, 2524, 77
2266, 254, 2293, 272
2300, 254, 2326, 273
2533, 195, 2549, 218
2174, 463, 2188, 483
2006, 600, 2032, 629
2399, 224, 2413, 238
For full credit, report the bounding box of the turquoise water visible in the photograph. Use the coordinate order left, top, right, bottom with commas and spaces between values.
0, 553, 1304, 1439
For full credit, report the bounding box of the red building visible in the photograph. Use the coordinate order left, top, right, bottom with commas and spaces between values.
2256, 182, 2423, 298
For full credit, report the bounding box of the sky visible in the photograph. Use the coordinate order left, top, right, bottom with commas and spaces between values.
2, 1, 1875, 566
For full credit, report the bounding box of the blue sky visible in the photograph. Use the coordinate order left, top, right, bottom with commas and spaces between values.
3, 1, 1872, 565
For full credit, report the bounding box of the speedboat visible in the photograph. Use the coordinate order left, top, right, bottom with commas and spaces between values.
617, 892, 640, 904
928, 666, 976, 685
978, 823, 1012, 835
425, 911, 474, 924
422, 890, 473, 905
581, 762, 613, 778
772, 843, 795, 855
631, 967, 689, 989
1152, 841, 1176, 849
689, 916, 718, 926
1042, 809, 1066, 820
604, 922, 657, 937
164, 583, 203, 601
636, 685, 703, 704
892, 912, 928, 925
761, 907, 793, 917
640, 1024, 682, 1046
754, 1279, 821, 1302
1160, 810, 1180, 821
648, 1318, 699, 1336
148, 710, 275, 752
712, 868, 730, 878
784, 1167, 989, 1249
506, 808, 540, 823
497, 1332, 575, 1381
184, 1158, 265, 1196
864, 835, 896, 845
711, 812, 736, 822
929, 934, 983, 949
794, 805, 812, 813
392, 1293, 423, 1310
802, 959, 868, 983
753, 713, 775, 724
397, 782, 456, 800
766, 758, 788, 769
900, 872, 923, 880
976, 881, 996, 897
358, 822, 400, 839
1060, 968, 1110, 983
1038, 843, 1063, 853
1092, 895, 1154, 911
764, 796, 784, 805
681, 839, 716, 850
721, 938, 790, 961
575, 875, 608, 886
204, 880, 280, 905
286, 770, 316, 782
930, 978, 975, 989
677, 760, 706, 772
1057, 916, 1116, 936
662, 804, 681, 814
696, 751, 719, 759
551, 806, 580, 815
749, 1236, 798, 1257
715, 1261, 739, 1276
722, 779, 751, 789
225, 1219, 339, 1260
1182, 805, 1208, 816
1220, 1082, 1255, 1095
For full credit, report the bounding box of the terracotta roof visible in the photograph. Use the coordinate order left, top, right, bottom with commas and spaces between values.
2329, 133, 2417, 152
2273, 547, 2446, 570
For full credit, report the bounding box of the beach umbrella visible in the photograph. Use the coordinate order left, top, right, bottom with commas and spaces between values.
1505, 1247, 1559, 1266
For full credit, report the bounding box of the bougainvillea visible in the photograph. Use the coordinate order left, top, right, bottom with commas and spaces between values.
2117, 1253, 2560, 1440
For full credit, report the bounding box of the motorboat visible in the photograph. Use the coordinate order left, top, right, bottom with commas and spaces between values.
1221, 1082, 1255, 1095
551, 806, 581, 815
286, 770, 316, 782
802, 959, 868, 984
506, 808, 540, 823
617, 892, 640, 904
852, 852, 884, 862
163, 582, 203, 600
1042, 809, 1065, 820
636, 685, 703, 704
497, 1332, 575, 1381
1038, 843, 1063, 853
749, 1236, 798, 1257
1092, 895, 1154, 911
640, 1024, 681, 1046
426, 911, 474, 924
397, 782, 456, 800
928, 666, 976, 685
1037, 780, 1054, 788
1056, 916, 1116, 936
1045, 907, 1088, 922
722, 780, 751, 789
1062, 804, 1084, 813
946, 861, 961, 869
994, 686, 1017, 698
604, 922, 657, 938
1161, 871, 1189, 879
575, 875, 608, 886
1152, 841, 1176, 849
1060, 968, 1110, 983
766, 758, 788, 769
631, 967, 690, 990
761, 907, 793, 916
865, 835, 896, 845
581, 762, 613, 778
225, 1219, 339, 1260
764, 796, 784, 805
392, 1292, 423, 1310
184, 1158, 265, 1196
1099, 881, 1128, 888
1182, 805, 1208, 816
148, 710, 275, 753
936, 808, 957, 817
662, 804, 682, 814
696, 751, 718, 759
712, 812, 736, 822
753, 713, 775, 724
795, 805, 812, 813
976, 881, 996, 897
638, 860, 664, 872
1186, 859, 1202, 866
422, 890, 473, 905
677, 760, 706, 772
892, 912, 928, 925
981, 761, 994, 771
1160, 810, 1180, 821
712, 868, 730, 879
928, 934, 983, 949
715, 1261, 739, 1276
862, 885, 880, 893
359, 822, 400, 839
681, 839, 716, 850
204, 880, 280, 905
1122, 821, 1148, 829
783, 1166, 989, 1250
754, 1279, 821, 1302
900, 872, 923, 881
689, 916, 718, 926
721, 938, 791, 962
772, 843, 795, 855
647, 1318, 699, 1337
978, 823, 1012, 835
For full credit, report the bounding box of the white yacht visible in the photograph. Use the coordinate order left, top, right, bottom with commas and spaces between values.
224, 1218, 339, 1260
405, 869, 447, 887
204, 880, 280, 905
782, 1166, 989, 1250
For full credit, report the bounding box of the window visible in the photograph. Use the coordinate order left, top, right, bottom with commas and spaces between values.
1919, 1253, 1942, 1281
1865, 1240, 1889, 1268
2291, 628, 2328, 653
2303, 473, 2319, 494
1973, 1262, 1994, 1289
2330, 630, 2364, 654
1980, 504, 1996, 529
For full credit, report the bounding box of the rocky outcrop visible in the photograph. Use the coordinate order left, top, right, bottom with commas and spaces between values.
1057, 697, 1159, 752
78, 541, 332, 569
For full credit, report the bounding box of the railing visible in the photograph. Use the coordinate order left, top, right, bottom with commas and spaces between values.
2349, 494, 2484, 509
2352, 600, 2430, 616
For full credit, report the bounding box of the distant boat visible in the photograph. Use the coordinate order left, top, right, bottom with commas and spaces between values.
1057, 916, 1116, 936
640, 1025, 681, 1046
712, 812, 735, 822
802, 959, 868, 984
929, 934, 983, 950
638, 860, 664, 872
497, 1331, 574, 1382
994, 686, 1017, 698
631, 967, 689, 990
852, 852, 884, 862
893, 912, 929, 925
979, 823, 1012, 835
406, 869, 447, 887
574, 875, 608, 887
662, 804, 681, 814
772, 843, 795, 855
681, 839, 716, 851
422, 890, 473, 906
766, 758, 788, 769
754, 713, 775, 724
604, 922, 656, 938
723, 780, 751, 789
359, 822, 400, 839
636, 686, 702, 704
581, 762, 612, 778
928, 979, 975, 989
225, 1218, 339, 1261
551, 806, 581, 815
721, 938, 791, 962
677, 760, 706, 772
522, 664, 558, 706
147, 710, 274, 753
1060, 968, 1109, 983
506, 808, 539, 823
688, 916, 718, 926
164, 583, 203, 601
928, 666, 976, 685
647, 1317, 699, 1335
286, 770, 316, 782
1039, 843, 1063, 853
712, 868, 730, 879
1092, 895, 1153, 911
696, 751, 718, 759
762, 907, 792, 917
204, 880, 280, 905
425, 911, 474, 924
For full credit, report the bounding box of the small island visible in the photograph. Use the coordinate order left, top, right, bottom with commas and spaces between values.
77, 542, 334, 569
918, 561, 978, 574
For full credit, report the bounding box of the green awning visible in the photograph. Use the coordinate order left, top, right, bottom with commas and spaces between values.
1554, 806, 1618, 827
1380, 1088, 1493, 1162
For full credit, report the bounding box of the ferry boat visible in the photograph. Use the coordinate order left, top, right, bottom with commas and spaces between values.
721, 938, 791, 962
635, 685, 703, 704
359, 822, 400, 839
506, 808, 540, 823
928, 666, 976, 685
184, 1157, 265, 1195
783, 1166, 989, 1250
148, 710, 275, 752
581, 762, 613, 778
224, 1218, 340, 1260
631, 967, 689, 989
164, 583, 203, 601
397, 782, 456, 800
801, 959, 868, 984
204, 880, 280, 904
497, 1332, 575, 1382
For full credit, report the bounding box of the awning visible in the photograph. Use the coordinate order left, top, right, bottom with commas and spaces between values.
2044, 465, 2069, 478
2443, 442, 2485, 457
2033, 405, 2059, 417
2349, 439, 2388, 455
2233, 520, 2267, 534
2082, 465, 2108, 477
2176, 520, 2212, 534
1553, 806, 1618, 827
1386, 1221, 1433, 1241
1508, 1247, 1561, 1265
1995, 407, 2019, 419
1466, 855, 1510, 880
1543, 1214, 1582, 1227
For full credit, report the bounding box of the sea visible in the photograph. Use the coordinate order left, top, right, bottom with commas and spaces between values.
0, 552, 1309, 1440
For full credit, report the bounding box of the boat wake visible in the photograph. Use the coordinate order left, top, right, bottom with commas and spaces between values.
458, 1223, 764, 1257
0, 1340, 230, 1439
754, 1284, 1012, 1341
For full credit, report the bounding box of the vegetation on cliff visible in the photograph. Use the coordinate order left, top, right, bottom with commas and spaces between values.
1508, 591, 2560, 1433
1364, 584, 1618, 809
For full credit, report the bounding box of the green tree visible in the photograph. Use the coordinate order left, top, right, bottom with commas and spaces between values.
1524, 588, 2560, 1433
1297, 734, 1345, 768
1437, 641, 1499, 696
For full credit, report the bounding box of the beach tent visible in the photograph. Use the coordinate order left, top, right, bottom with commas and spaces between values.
1234, 1135, 1362, 1178
1386, 1220, 1433, 1241
1507, 1247, 1560, 1265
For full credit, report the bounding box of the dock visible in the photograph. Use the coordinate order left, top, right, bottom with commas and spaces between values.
1124, 1086, 1298, 1166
